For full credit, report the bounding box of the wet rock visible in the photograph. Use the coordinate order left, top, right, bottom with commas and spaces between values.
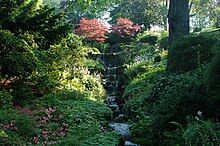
125, 141, 139, 146
108, 104, 119, 111
114, 114, 125, 123
109, 123, 131, 140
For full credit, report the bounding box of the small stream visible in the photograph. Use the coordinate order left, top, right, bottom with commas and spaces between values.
107, 95, 139, 146
102, 46, 139, 146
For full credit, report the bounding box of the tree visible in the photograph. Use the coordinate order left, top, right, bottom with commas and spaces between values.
189, 0, 220, 30
44, 0, 119, 25
168, 0, 190, 43
167, 0, 190, 72
0, 0, 72, 99
110, 0, 168, 29
111, 18, 141, 37
75, 18, 109, 42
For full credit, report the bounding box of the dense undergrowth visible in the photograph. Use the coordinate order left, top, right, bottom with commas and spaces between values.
0, 1, 220, 146
122, 29, 220, 145
0, 1, 119, 145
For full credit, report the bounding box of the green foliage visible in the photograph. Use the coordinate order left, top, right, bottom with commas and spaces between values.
183, 119, 220, 146
0, 1, 117, 145
138, 31, 159, 45
0, 0, 74, 103
124, 65, 220, 145
120, 42, 161, 65
125, 61, 151, 82
110, 0, 167, 29
122, 29, 220, 145
205, 48, 220, 119
123, 64, 165, 118
56, 100, 112, 125
206, 46, 220, 92
168, 31, 220, 73
0, 91, 13, 108
0, 109, 37, 145
157, 31, 169, 50
0, 0, 105, 104
50, 0, 118, 25
0, 30, 39, 78
130, 116, 153, 145
162, 119, 220, 145
58, 68, 106, 101
149, 70, 208, 143
52, 100, 118, 145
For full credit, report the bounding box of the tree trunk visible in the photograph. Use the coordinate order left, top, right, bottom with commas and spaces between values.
168, 0, 189, 43
167, 0, 190, 72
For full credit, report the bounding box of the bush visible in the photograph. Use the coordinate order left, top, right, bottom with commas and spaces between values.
206, 48, 220, 119
120, 42, 161, 65
75, 18, 109, 42
148, 68, 211, 144
123, 65, 165, 119
0, 91, 13, 108
52, 100, 118, 145
183, 119, 220, 146
121, 30, 219, 146
167, 31, 220, 73
130, 116, 153, 145
126, 65, 219, 145
59, 68, 106, 101
157, 31, 169, 50
138, 31, 159, 46
124, 61, 151, 83
123, 64, 165, 100
0, 109, 37, 145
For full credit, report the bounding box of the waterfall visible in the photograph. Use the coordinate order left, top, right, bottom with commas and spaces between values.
102, 45, 139, 146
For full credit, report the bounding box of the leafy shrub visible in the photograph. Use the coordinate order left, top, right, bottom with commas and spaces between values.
157, 31, 169, 50
120, 42, 161, 65
130, 116, 153, 145
51, 100, 118, 145
206, 46, 220, 92
206, 48, 220, 119
111, 18, 141, 37
163, 118, 220, 145
123, 64, 165, 100
82, 132, 119, 146
122, 30, 219, 146
126, 65, 218, 145
0, 30, 39, 78
167, 31, 220, 73
0, 0, 72, 102
124, 61, 151, 83
59, 68, 106, 101
148, 68, 210, 143
0, 109, 37, 145
75, 18, 109, 42
123, 65, 165, 119
0, 91, 13, 108
42, 91, 88, 103
183, 119, 220, 145
56, 100, 113, 124
138, 32, 159, 46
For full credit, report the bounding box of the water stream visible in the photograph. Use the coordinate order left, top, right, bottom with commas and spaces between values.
102, 46, 139, 146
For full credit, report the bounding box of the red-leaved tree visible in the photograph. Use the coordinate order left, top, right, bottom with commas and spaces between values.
75, 18, 109, 42
111, 18, 141, 37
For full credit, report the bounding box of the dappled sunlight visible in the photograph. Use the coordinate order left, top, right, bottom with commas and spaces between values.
1, 0, 219, 145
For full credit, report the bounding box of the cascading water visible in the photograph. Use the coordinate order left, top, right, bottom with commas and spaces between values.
102, 45, 139, 146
